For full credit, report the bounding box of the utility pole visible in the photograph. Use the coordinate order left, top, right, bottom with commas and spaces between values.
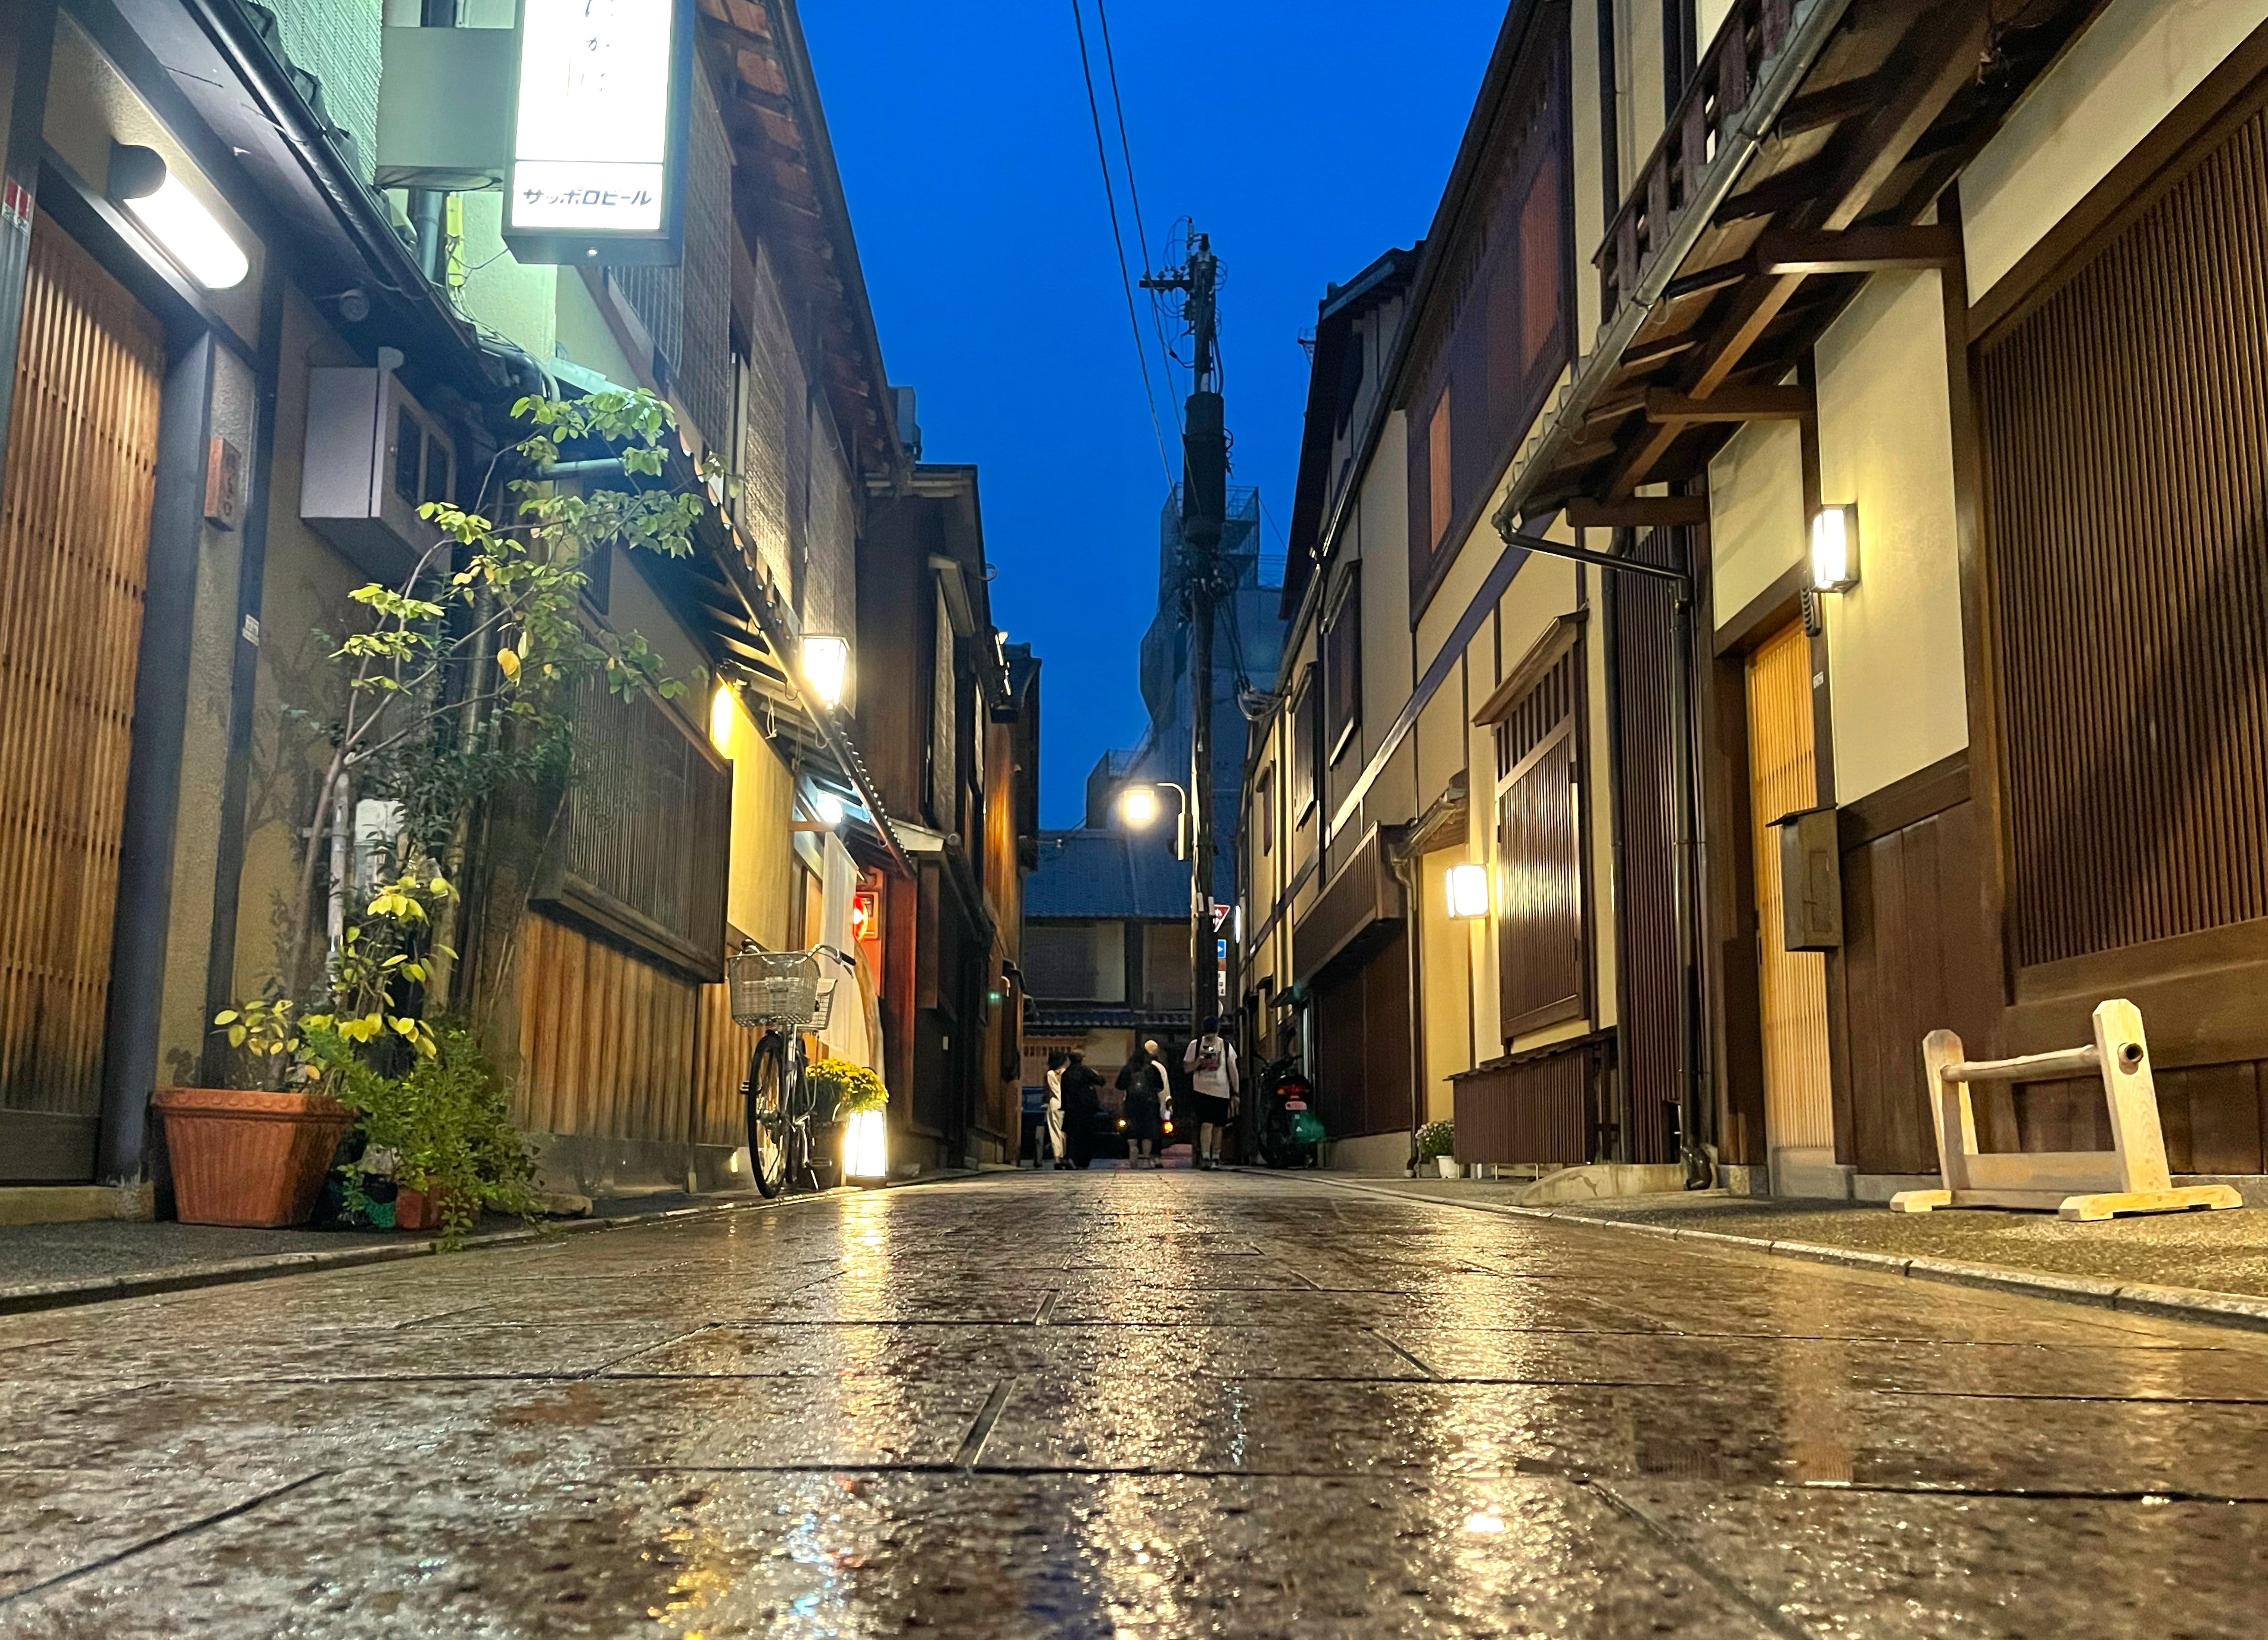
1143, 232, 1225, 1032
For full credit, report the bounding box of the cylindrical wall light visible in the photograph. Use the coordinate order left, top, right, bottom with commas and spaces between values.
108, 144, 248, 291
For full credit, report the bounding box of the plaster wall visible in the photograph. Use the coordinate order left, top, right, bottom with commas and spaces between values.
1813, 270, 1967, 804
1961, 0, 2268, 303
157, 341, 259, 1087
716, 690, 793, 951
1707, 419, 1806, 627
232, 290, 366, 1003
1416, 840, 1474, 1122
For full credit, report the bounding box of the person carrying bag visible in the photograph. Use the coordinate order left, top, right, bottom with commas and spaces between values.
1181, 1017, 1240, 1171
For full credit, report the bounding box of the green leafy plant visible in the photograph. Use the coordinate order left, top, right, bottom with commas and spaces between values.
304, 1019, 537, 1247
216, 387, 717, 1091
1417, 1119, 1455, 1162
805, 1059, 886, 1121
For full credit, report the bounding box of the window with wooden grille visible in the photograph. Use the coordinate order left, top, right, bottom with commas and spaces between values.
1980, 97, 2268, 969
540, 677, 732, 978
1405, 35, 1572, 616
1486, 634, 1586, 1041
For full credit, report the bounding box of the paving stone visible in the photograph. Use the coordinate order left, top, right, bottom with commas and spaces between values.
4, 1169, 2266, 1636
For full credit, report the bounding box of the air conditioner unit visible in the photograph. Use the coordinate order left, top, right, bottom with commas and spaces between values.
300, 366, 457, 584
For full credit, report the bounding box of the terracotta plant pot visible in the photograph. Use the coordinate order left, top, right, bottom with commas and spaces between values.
394, 1185, 462, 1233
153, 1088, 353, 1228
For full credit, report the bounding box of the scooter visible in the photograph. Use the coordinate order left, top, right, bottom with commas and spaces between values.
1255, 1057, 1323, 1168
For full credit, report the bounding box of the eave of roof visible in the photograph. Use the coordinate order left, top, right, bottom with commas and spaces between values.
696, 0, 908, 486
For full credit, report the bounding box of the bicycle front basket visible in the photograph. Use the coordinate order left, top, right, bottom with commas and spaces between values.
727, 949, 822, 1029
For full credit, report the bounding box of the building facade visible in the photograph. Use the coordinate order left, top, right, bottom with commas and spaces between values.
0, 0, 1028, 1212
1242, 0, 2267, 1197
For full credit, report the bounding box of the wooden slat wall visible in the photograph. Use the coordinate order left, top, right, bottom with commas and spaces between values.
1744, 624, 1833, 1153
1981, 102, 2268, 970
516, 911, 738, 1144
1312, 928, 1413, 1139
1496, 718, 1583, 1040
1451, 1034, 1606, 1165
691, 970, 747, 1149
0, 219, 163, 1126
1610, 528, 1682, 1163
555, 676, 731, 972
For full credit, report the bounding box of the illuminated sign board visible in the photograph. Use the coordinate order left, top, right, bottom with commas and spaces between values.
505, 0, 690, 265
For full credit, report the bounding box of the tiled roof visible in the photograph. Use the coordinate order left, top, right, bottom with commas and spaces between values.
1023, 827, 1189, 920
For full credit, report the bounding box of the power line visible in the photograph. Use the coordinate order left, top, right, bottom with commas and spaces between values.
1095, 0, 1152, 273
1093, 0, 1183, 432
1071, 0, 1172, 487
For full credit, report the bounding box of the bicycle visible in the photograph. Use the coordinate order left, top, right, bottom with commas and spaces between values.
729, 941, 856, 1197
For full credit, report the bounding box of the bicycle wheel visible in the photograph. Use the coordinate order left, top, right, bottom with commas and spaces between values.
744, 1033, 790, 1198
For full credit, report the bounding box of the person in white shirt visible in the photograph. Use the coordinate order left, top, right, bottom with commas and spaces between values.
1180, 1017, 1240, 1171
1041, 1051, 1069, 1170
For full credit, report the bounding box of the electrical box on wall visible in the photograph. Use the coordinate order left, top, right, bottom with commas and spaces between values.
299, 366, 456, 584
1772, 807, 1843, 951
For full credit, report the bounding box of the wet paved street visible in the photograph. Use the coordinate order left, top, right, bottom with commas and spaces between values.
3, 1170, 2266, 1638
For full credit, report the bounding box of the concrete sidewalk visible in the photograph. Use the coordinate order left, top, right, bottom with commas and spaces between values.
1326, 1174, 2268, 1316
0, 1191, 758, 1315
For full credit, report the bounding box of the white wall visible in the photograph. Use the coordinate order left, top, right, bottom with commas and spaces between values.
1962, 0, 2268, 301
1707, 419, 1806, 627
1813, 272, 1968, 803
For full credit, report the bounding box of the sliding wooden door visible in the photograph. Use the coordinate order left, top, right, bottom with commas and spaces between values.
0, 218, 165, 1181
1745, 623, 1833, 1177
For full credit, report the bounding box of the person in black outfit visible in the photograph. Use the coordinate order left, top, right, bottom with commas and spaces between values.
1116, 1041, 1167, 1168
1060, 1051, 1105, 1169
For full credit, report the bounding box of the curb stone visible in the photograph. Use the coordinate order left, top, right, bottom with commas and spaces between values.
0, 1169, 979, 1318
1292, 1172, 2268, 1336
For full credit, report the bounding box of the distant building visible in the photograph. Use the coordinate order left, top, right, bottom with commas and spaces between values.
1018, 820, 1191, 1089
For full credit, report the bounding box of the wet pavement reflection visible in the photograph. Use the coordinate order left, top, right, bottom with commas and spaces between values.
3, 1169, 2264, 1636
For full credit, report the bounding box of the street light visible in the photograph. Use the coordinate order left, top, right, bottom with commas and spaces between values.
813, 791, 845, 828
1116, 781, 1188, 860
801, 634, 849, 708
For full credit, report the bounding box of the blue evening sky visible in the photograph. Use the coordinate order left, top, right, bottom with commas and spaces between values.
802, 2, 1509, 826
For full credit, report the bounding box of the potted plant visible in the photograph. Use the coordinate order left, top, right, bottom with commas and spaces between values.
1418, 1119, 1459, 1179
307, 1020, 537, 1245
170, 389, 709, 1228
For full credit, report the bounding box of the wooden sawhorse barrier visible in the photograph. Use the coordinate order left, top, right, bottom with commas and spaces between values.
1890, 999, 2244, 1221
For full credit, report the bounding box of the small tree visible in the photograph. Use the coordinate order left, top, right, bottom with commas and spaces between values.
221, 387, 714, 1083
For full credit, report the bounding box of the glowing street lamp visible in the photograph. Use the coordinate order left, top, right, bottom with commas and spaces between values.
1116, 781, 1189, 860
801, 634, 850, 708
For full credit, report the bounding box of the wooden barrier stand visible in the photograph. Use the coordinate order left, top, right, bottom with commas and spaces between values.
1891, 1000, 2244, 1221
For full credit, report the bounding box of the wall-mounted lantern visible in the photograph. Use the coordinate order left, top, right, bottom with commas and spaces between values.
1445, 861, 1490, 920
801, 634, 849, 709
1809, 503, 1861, 594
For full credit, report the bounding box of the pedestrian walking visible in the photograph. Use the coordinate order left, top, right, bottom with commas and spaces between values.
1042, 1050, 1069, 1169
1061, 1051, 1104, 1169
1181, 1016, 1240, 1170
1117, 1040, 1167, 1168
